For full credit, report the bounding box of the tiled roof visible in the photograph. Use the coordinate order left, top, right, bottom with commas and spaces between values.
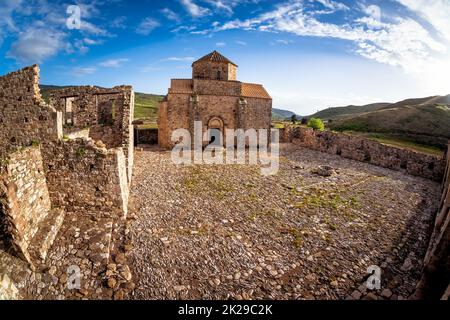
192, 51, 237, 66
169, 79, 193, 94
241, 83, 271, 99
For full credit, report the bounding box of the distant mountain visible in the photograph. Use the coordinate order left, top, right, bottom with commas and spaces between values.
272, 108, 300, 120
322, 95, 450, 147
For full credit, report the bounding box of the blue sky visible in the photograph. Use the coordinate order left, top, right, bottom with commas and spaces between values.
1, 0, 449, 115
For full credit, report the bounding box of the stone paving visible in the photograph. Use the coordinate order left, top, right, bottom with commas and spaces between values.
126, 144, 440, 300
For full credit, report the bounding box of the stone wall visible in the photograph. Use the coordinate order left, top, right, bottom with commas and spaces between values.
42, 139, 129, 219
192, 61, 236, 81
0, 65, 133, 269
0, 274, 19, 300
0, 65, 62, 156
284, 126, 445, 181
49, 85, 134, 184
194, 79, 241, 96
0, 146, 64, 267
414, 144, 450, 299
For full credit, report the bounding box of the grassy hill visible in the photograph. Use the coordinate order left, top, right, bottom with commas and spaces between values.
272, 108, 300, 120
323, 95, 450, 150
309, 103, 390, 121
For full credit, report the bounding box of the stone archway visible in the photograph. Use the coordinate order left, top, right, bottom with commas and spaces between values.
207, 116, 224, 146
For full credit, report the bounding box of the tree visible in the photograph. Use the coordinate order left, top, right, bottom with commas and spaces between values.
301, 117, 308, 125
307, 118, 325, 131
291, 114, 297, 124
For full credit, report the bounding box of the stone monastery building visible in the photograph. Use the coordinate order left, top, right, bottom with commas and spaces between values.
158, 51, 273, 148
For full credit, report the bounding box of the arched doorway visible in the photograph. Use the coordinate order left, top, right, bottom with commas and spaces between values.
207, 117, 224, 146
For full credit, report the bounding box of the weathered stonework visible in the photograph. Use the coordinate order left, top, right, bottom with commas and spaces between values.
282, 126, 445, 181
49, 86, 134, 184
414, 144, 450, 299
0, 146, 64, 268
0, 65, 134, 281
158, 51, 272, 149
0, 274, 19, 300
0, 65, 62, 154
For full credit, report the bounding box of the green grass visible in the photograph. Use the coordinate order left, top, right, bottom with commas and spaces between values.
343, 132, 445, 156
364, 133, 445, 156
134, 93, 164, 121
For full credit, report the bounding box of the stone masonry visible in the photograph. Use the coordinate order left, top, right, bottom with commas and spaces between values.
158, 51, 272, 149
0, 64, 135, 296
281, 126, 445, 181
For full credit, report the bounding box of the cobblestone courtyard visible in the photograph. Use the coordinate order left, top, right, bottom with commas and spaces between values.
127, 144, 441, 300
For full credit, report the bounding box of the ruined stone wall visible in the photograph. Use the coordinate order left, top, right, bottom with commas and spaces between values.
42, 139, 129, 219
0, 65, 62, 156
289, 127, 445, 181
49, 86, 134, 183
415, 144, 450, 299
0, 147, 52, 264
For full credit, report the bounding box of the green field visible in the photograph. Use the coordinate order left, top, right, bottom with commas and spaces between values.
134, 93, 164, 121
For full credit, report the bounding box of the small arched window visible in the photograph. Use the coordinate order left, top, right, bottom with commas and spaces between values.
217, 70, 222, 80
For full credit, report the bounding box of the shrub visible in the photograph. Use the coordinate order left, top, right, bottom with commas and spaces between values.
307, 118, 325, 131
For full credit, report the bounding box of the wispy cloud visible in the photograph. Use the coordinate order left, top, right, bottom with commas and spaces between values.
180, 0, 210, 18
207, 0, 448, 75
216, 42, 226, 47
161, 8, 180, 22
73, 66, 97, 76
7, 27, 66, 63
162, 56, 196, 62
236, 40, 247, 45
136, 17, 160, 35
99, 58, 129, 68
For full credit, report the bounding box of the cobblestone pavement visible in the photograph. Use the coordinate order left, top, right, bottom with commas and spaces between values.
127, 144, 441, 300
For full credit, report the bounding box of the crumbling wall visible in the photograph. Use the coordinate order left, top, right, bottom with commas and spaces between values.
288, 127, 445, 181
0, 65, 62, 155
0, 146, 63, 267
42, 139, 129, 218
414, 144, 450, 299
49, 86, 134, 183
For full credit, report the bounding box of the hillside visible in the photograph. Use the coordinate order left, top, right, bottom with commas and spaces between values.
272, 108, 300, 120
309, 103, 390, 121
326, 95, 450, 148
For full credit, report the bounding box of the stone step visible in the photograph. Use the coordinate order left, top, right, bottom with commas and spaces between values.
27, 208, 65, 268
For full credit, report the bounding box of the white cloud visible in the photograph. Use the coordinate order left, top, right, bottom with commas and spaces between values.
236, 40, 247, 45
7, 27, 66, 63
216, 42, 226, 47
99, 58, 129, 68
397, 0, 450, 42
161, 8, 180, 22
210, 1, 448, 75
162, 56, 196, 62
111, 16, 127, 29
73, 66, 97, 76
180, 0, 209, 17
136, 18, 160, 35
311, 0, 349, 12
